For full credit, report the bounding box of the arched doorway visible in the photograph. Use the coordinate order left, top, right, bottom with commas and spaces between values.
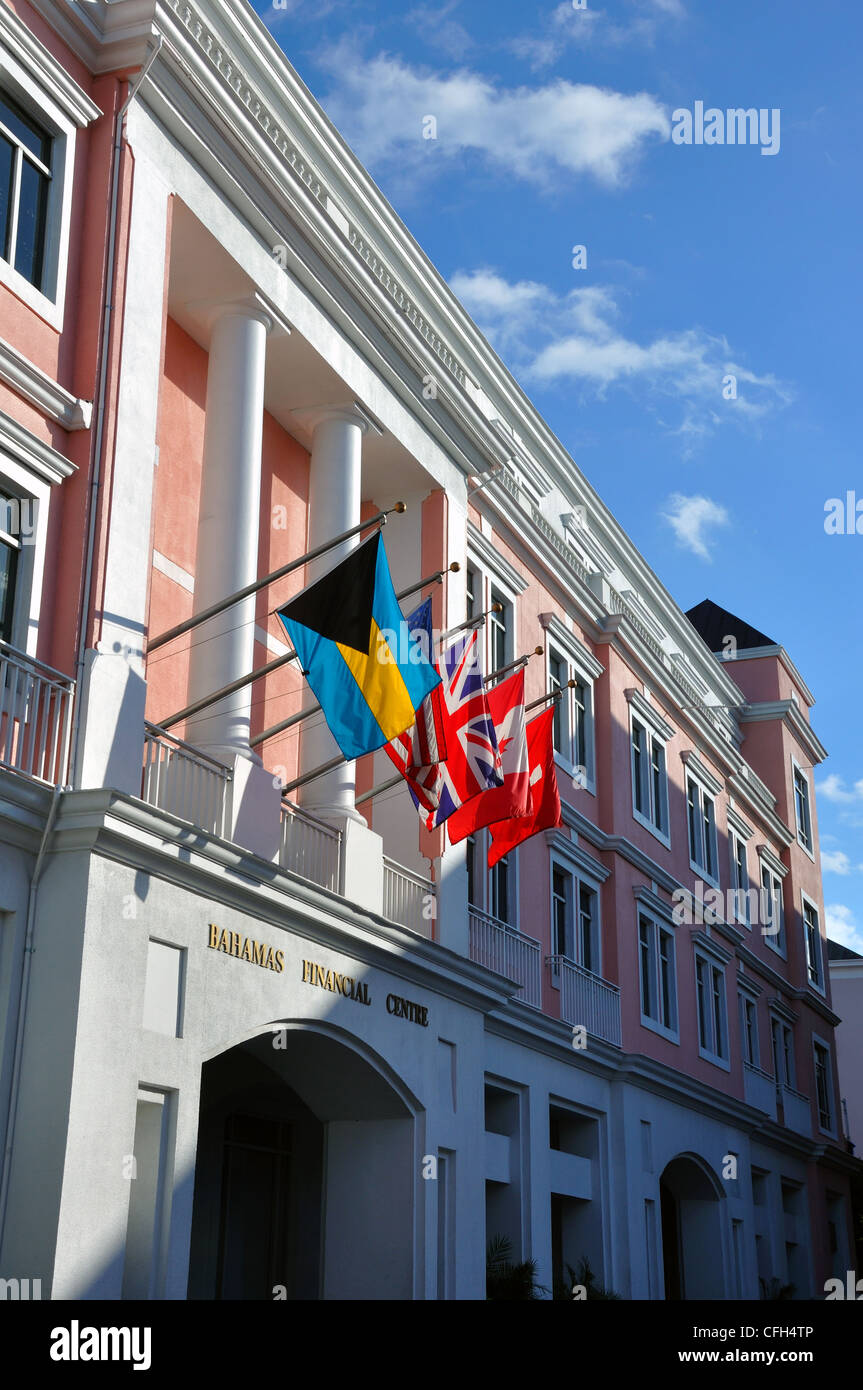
187, 1024, 420, 1300
659, 1154, 726, 1300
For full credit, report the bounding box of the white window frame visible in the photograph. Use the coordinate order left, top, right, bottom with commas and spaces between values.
638, 908, 679, 1042
549, 856, 602, 978
791, 758, 815, 860
759, 857, 787, 958
812, 1035, 835, 1136
738, 990, 760, 1069
770, 1014, 796, 1089
694, 949, 730, 1069
687, 774, 720, 887
466, 525, 525, 682
542, 615, 602, 796
729, 826, 751, 928
467, 827, 519, 931
626, 691, 672, 848
0, 8, 97, 330
0, 430, 63, 656
801, 892, 825, 995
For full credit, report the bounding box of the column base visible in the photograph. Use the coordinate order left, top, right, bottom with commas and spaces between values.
228, 757, 282, 860
332, 815, 383, 916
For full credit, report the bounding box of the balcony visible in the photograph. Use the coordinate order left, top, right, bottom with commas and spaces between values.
546, 955, 622, 1047
382, 856, 435, 938
280, 800, 341, 894
779, 1084, 813, 1139
468, 907, 542, 1009
743, 1062, 778, 1120
0, 640, 74, 786
142, 723, 233, 838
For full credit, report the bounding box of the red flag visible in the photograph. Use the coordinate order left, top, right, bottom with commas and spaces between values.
446, 669, 530, 845
488, 707, 562, 866
384, 683, 447, 814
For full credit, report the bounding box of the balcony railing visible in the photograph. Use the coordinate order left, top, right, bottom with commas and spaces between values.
743, 1062, 778, 1119
546, 954, 622, 1047
0, 640, 74, 786
469, 907, 542, 1009
280, 800, 341, 894
383, 856, 435, 937
142, 723, 233, 838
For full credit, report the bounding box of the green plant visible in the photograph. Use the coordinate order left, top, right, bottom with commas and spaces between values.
486, 1233, 549, 1300
560, 1255, 622, 1301
759, 1276, 795, 1301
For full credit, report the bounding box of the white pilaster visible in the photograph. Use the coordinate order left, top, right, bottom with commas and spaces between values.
185, 298, 272, 761
295, 406, 371, 826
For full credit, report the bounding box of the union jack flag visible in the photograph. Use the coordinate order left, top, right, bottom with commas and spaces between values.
384, 601, 447, 815
413, 627, 503, 831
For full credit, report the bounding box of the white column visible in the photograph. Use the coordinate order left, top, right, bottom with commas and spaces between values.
297, 406, 370, 825
185, 299, 272, 761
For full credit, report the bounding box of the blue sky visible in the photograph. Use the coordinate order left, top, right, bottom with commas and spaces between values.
254, 0, 863, 950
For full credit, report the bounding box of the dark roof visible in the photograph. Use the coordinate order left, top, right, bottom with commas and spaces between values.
686, 599, 775, 653
827, 938, 863, 961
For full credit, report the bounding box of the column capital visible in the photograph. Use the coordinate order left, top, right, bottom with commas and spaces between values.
292, 402, 383, 437
185, 291, 291, 338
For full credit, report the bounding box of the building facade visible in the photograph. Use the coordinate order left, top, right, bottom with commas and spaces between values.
0, 0, 858, 1301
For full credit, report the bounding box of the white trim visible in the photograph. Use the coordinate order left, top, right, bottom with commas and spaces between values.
757, 845, 788, 880
545, 830, 610, 883
548, 852, 603, 977
624, 687, 674, 742
726, 804, 754, 842
152, 550, 194, 594
693, 948, 731, 1071
539, 613, 604, 680
681, 749, 724, 798
686, 774, 720, 888
790, 756, 815, 860
800, 890, 825, 997
466, 521, 528, 595
0, 455, 52, 657
811, 1032, 836, 1138
740, 700, 828, 765
0, 4, 102, 127
0, 336, 92, 430
637, 905, 679, 1042
0, 409, 75, 486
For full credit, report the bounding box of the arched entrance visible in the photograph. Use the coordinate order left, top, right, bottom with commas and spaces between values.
659, 1154, 726, 1300
187, 1024, 420, 1300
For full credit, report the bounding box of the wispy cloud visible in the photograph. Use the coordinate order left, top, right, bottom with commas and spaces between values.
825, 903, 863, 955
318, 46, 669, 190
660, 493, 730, 561
448, 268, 791, 445
820, 849, 863, 875
507, 0, 686, 72
817, 774, 863, 804
406, 1, 475, 61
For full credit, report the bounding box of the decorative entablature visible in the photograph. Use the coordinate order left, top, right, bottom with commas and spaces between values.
739, 699, 828, 767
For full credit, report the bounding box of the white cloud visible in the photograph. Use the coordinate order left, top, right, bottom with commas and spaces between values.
449, 268, 791, 445
817, 774, 863, 804
507, 0, 686, 72
319, 49, 669, 189
660, 493, 730, 561
825, 904, 863, 956
821, 850, 855, 875
406, 2, 475, 60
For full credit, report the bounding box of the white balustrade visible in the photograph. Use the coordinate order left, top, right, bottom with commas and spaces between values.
383, 857, 435, 937
0, 640, 74, 786
142, 723, 233, 837
469, 907, 542, 1009
280, 800, 342, 893
547, 954, 622, 1046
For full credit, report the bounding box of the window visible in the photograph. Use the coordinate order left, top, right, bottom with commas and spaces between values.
803, 898, 824, 991
638, 912, 677, 1037
631, 718, 668, 838
813, 1041, 833, 1132
466, 833, 478, 909
0, 90, 52, 291
771, 1017, 795, 1088
730, 830, 751, 927
551, 864, 599, 972
687, 777, 718, 882
489, 587, 510, 675
695, 954, 728, 1063
465, 566, 478, 622
760, 864, 786, 955
793, 765, 812, 853
490, 852, 510, 925
547, 641, 595, 787
0, 491, 19, 644
739, 995, 755, 1067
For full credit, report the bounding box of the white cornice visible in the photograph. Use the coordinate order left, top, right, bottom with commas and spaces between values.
467, 520, 528, 595
625, 687, 675, 743
681, 748, 724, 798
758, 845, 789, 880
545, 828, 611, 883
740, 700, 828, 766
0, 338, 92, 431
715, 644, 816, 707
539, 614, 604, 681
0, 2, 103, 123
726, 805, 755, 842
26, 0, 160, 76
0, 409, 77, 485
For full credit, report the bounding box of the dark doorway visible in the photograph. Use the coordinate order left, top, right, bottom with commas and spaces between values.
660, 1179, 682, 1300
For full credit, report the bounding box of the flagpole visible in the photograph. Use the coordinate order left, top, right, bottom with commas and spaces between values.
161, 566, 459, 735
525, 678, 577, 715
483, 646, 544, 687
147, 502, 406, 654
439, 602, 501, 646
281, 645, 548, 799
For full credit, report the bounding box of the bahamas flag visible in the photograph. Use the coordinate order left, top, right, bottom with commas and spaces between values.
277, 532, 441, 760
